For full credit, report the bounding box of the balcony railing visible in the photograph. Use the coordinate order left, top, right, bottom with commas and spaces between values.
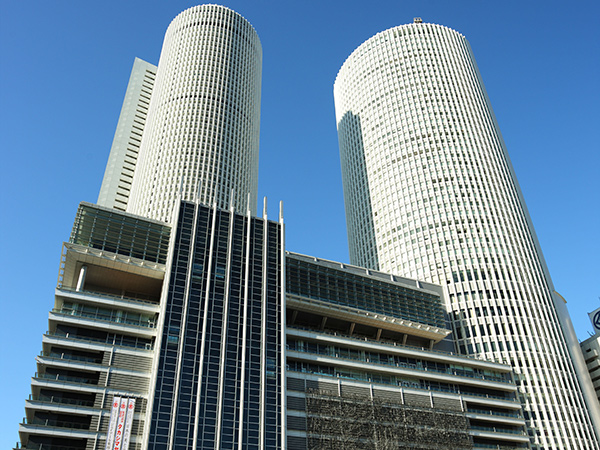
287, 368, 512, 401
287, 325, 509, 366
473, 445, 528, 450
52, 308, 156, 329
470, 425, 526, 435
34, 372, 98, 386
22, 416, 90, 430
45, 331, 153, 351
40, 351, 101, 365
29, 394, 94, 408
58, 286, 159, 307
287, 343, 511, 384
467, 407, 522, 419
15, 443, 86, 450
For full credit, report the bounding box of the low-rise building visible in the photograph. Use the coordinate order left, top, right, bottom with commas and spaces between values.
16, 202, 529, 449
285, 253, 529, 449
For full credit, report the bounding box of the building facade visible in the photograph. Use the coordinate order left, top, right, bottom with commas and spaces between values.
285, 253, 529, 450
16, 6, 597, 450
145, 200, 285, 450
334, 19, 599, 449
581, 307, 600, 406
127, 5, 262, 222
18, 203, 170, 450
97, 58, 157, 212
17, 200, 286, 450
582, 334, 600, 405
16, 199, 528, 450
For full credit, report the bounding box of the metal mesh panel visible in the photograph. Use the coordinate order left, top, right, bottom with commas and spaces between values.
70, 202, 170, 263
287, 396, 306, 411
286, 256, 445, 328
305, 390, 472, 450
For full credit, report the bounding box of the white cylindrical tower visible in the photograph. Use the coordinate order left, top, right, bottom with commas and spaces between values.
334, 21, 599, 449
128, 5, 262, 222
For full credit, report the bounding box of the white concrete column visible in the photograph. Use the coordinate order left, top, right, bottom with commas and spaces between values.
76, 265, 87, 292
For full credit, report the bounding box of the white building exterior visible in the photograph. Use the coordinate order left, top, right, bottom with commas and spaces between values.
334, 20, 599, 449
98, 58, 157, 212
128, 5, 262, 222
582, 334, 600, 405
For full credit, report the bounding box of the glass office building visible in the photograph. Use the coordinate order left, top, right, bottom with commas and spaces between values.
146, 200, 285, 450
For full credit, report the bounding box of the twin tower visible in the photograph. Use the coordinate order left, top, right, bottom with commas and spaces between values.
95, 5, 597, 450
98, 5, 262, 222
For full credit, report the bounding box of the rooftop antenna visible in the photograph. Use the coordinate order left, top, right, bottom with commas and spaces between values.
279, 200, 284, 224
263, 197, 268, 220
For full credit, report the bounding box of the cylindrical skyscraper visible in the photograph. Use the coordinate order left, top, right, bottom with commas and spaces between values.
128, 5, 262, 222
334, 20, 599, 449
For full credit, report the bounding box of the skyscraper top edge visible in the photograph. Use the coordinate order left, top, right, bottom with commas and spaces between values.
132, 56, 157, 69
334, 22, 466, 92
166, 4, 262, 50
128, 3, 262, 221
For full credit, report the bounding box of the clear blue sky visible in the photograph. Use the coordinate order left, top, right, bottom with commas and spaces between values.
1, 0, 598, 446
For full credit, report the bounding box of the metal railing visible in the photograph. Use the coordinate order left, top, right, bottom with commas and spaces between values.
287, 368, 513, 401
287, 342, 511, 384
467, 407, 522, 419
39, 351, 101, 365
22, 416, 90, 430
58, 286, 159, 306
287, 325, 509, 366
472, 445, 527, 450
34, 372, 98, 385
470, 425, 526, 435
45, 331, 153, 351
52, 307, 156, 329
15, 443, 85, 450
29, 394, 94, 407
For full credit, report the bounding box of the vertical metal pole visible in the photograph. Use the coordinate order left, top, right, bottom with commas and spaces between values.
76, 265, 87, 292
237, 194, 253, 450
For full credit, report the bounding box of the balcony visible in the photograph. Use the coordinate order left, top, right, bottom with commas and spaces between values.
287, 367, 512, 401
287, 342, 512, 385
472, 445, 528, 450
45, 331, 153, 351
466, 407, 522, 419
34, 372, 98, 386
28, 393, 94, 408
21, 417, 90, 431
470, 425, 531, 444
15, 443, 86, 450
57, 286, 160, 308
470, 425, 525, 435
287, 325, 508, 367
39, 351, 101, 365
51, 306, 156, 329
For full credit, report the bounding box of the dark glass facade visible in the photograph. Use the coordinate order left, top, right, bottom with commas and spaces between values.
286, 255, 445, 328
147, 201, 284, 450
70, 202, 171, 264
